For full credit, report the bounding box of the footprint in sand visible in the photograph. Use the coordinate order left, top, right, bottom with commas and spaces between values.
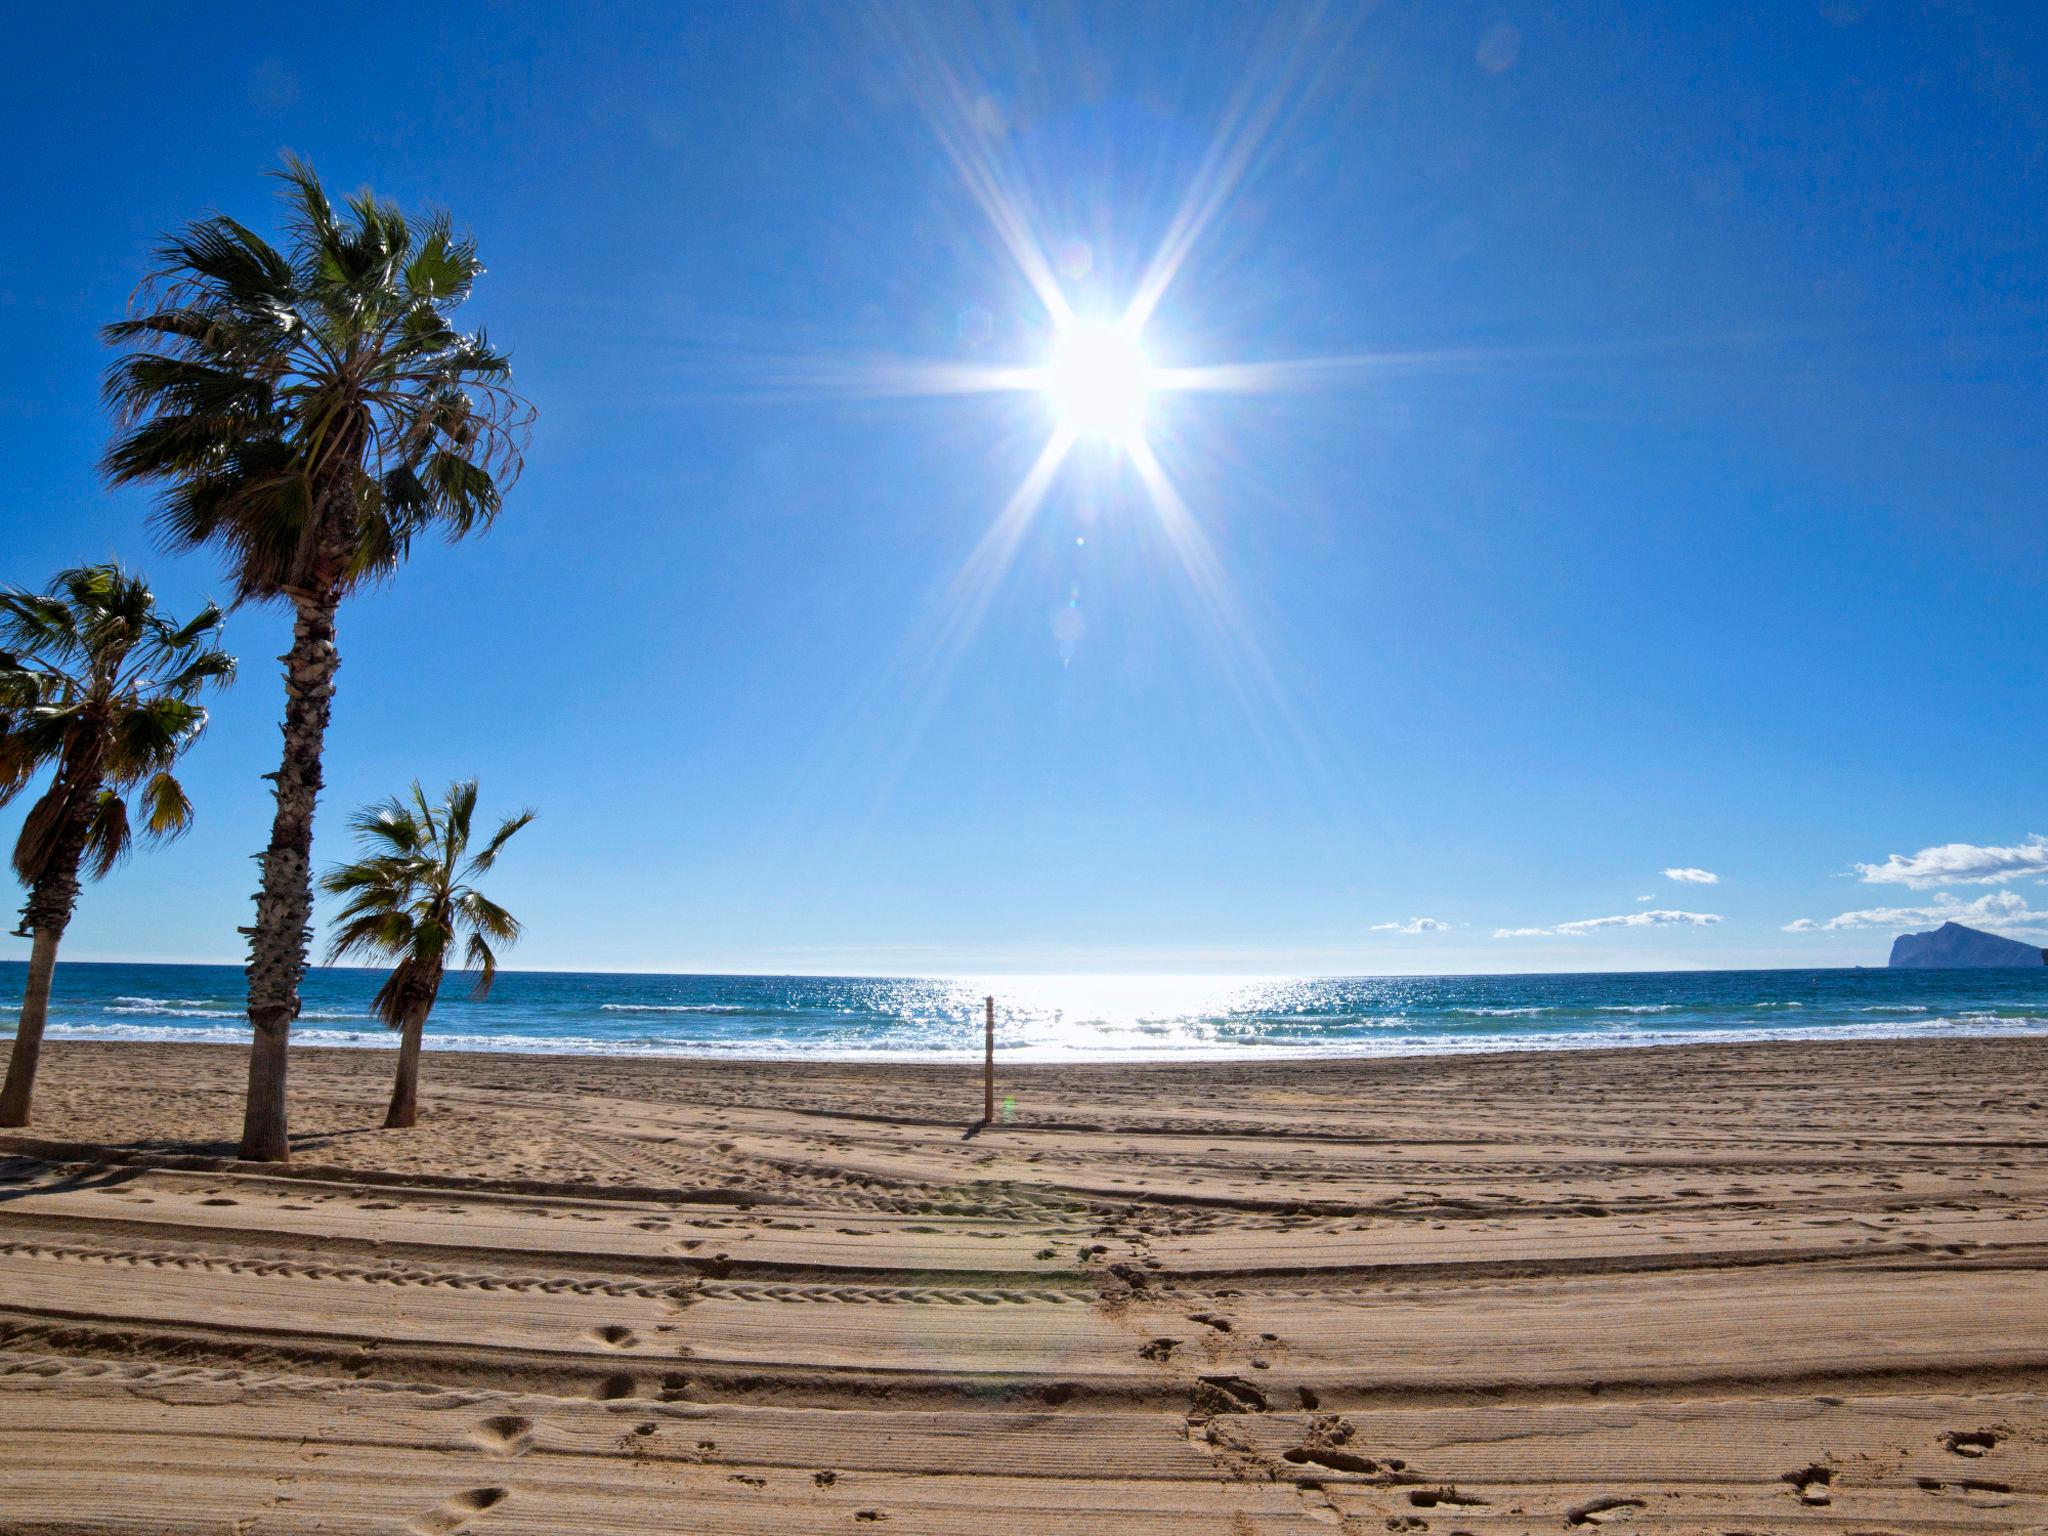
197, 1198, 238, 1207
1566, 1496, 1644, 1526
1782, 1466, 1833, 1505
1943, 1428, 1999, 1457
586, 1324, 638, 1348
469, 1416, 534, 1457
1916, 1477, 2013, 1505
409, 1487, 508, 1535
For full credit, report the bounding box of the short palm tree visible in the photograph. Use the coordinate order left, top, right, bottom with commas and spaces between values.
102, 154, 530, 1161
322, 779, 532, 1129
0, 564, 234, 1126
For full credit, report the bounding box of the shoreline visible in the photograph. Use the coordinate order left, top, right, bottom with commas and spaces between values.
11, 1012, 2048, 1065
3, 1034, 2044, 1529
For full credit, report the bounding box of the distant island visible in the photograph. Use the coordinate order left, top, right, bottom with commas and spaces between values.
1889, 920, 2047, 968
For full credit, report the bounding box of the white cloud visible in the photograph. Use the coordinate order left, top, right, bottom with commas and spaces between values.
1369, 917, 1450, 934
1636, 894, 1656, 902
1853, 834, 2048, 889
1663, 867, 1720, 885
1495, 909, 1722, 939
1784, 889, 2048, 935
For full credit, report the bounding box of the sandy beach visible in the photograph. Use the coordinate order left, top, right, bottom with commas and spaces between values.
0, 1035, 2042, 1532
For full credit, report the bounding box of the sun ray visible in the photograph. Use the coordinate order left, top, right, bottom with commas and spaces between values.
1125, 436, 1281, 711
1126, 436, 1359, 818
737, 353, 1043, 401
866, 423, 1079, 804
875, 9, 1074, 330
1122, 8, 1367, 334
1153, 348, 1504, 395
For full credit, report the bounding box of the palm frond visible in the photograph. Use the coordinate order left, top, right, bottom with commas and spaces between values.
154, 647, 236, 696
11, 781, 74, 887
465, 808, 535, 876
327, 908, 416, 962
0, 591, 84, 662
82, 790, 132, 879
137, 772, 195, 842
453, 888, 521, 943
462, 933, 500, 999
106, 696, 206, 781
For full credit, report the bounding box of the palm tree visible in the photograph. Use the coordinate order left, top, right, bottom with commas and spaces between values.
322, 779, 532, 1129
101, 155, 531, 1161
0, 564, 234, 1126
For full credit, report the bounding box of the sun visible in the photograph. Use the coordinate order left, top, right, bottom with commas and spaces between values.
1038, 319, 1156, 446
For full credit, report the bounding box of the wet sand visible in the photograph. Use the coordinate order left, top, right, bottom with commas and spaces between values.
0, 1035, 2043, 1532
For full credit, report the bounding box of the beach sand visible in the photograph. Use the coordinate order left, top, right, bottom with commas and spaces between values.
0, 1035, 2042, 1532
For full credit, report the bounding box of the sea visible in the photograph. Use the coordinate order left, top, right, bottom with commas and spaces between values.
4, 961, 2048, 1062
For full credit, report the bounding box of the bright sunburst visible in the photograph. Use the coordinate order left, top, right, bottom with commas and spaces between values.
1035, 319, 1156, 447
752, 12, 1421, 800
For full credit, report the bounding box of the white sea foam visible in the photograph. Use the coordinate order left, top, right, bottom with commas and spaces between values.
101, 998, 361, 1022
599, 1004, 753, 1015
105, 1002, 241, 1019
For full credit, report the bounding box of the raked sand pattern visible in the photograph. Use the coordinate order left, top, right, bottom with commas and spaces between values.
0, 1036, 2044, 1532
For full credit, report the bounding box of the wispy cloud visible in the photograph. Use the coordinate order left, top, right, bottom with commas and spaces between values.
1495, 909, 1722, 939
1369, 917, 1450, 934
1784, 889, 2048, 935
1635, 894, 1656, 902
1663, 867, 1720, 885
1853, 835, 2048, 889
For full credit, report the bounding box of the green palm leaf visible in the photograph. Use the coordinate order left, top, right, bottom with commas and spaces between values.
0, 562, 231, 932
320, 778, 533, 1024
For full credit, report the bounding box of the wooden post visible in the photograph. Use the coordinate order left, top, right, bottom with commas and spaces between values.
983, 995, 995, 1125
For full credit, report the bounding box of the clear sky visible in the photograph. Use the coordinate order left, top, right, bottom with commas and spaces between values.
3, 2, 2045, 975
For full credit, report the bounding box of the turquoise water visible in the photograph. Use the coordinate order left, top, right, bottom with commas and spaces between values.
4, 961, 2048, 1061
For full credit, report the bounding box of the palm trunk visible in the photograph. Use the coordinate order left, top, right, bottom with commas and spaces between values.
384, 996, 432, 1129
239, 592, 341, 1162
3, 752, 101, 1130
0, 928, 63, 1128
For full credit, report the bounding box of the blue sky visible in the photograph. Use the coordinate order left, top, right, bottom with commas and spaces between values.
3, 1, 2045, 975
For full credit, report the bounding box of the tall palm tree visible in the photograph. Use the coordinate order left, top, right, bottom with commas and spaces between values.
322, 779, 532, 1129
0, 564, 234, 1127
101, 155, 531, 1161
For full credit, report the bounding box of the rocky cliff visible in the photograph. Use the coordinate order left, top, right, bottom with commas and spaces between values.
1888, 920, 2046, 968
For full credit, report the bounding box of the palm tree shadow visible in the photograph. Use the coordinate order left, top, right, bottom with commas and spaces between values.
0, 1155, 147, 1204
291, 1125, 390, 1150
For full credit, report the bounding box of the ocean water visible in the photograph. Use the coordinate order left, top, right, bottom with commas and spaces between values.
4, 961, 2048, 1062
